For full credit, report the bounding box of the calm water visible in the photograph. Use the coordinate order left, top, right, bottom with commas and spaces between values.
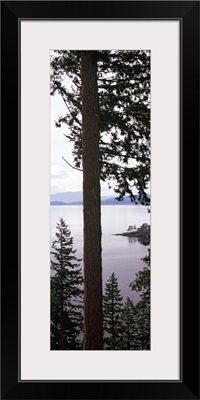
51, 205, 150, 303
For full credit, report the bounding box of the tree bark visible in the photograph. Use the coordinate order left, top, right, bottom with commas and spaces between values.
81, 51, 103, 350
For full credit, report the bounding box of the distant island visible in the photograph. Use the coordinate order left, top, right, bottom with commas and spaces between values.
114, 223, 150, 242
51, 201, 67, 206
50, 191, 150, 206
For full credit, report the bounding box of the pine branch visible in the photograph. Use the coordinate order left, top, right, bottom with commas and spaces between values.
54, 80, 81, 98
62, 156, 83, 172
60, 92, 82, 128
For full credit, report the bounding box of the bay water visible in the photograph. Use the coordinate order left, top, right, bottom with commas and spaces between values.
51, 205, 150, 304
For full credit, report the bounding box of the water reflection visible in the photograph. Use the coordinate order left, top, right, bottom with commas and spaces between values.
127, 236, 138, 244
51, 205, 150, 303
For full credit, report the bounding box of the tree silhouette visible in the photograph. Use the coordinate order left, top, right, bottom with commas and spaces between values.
130, 249, 150, 350
103, 273, 123, 350
51, 218, 83, 350
121, 297, 138, 350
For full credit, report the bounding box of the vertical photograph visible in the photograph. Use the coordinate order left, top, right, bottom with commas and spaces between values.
50, 50, 150, 350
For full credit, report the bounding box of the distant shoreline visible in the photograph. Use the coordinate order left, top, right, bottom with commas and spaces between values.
50, 202, 148, 206
114, 223, 150, 241
114, 231, 147, 238
50, 192, 150, 206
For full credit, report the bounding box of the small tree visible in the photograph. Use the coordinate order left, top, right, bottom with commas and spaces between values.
103, 273, 123, 350
50, 218, 83, 350
121, 297, 138, 350
130, 249, 150, 350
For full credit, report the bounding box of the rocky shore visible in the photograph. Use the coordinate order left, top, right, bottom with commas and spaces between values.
114, 223, 150, 242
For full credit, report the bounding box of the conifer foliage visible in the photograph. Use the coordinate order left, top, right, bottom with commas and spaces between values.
121, 297, 138, 350
103, 273, 123, 350
102, 236, 150, 351
50, 218, 83, 350
50, 50, 150, 203
130, 249, 150, 350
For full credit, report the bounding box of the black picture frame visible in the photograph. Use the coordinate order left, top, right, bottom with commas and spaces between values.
1, 1, 199, 399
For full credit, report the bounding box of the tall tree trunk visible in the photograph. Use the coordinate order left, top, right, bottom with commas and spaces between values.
81, 51, 103, 350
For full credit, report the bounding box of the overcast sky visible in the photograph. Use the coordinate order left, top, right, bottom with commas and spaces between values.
50, 89, 148, 197
51, 93, 121, 197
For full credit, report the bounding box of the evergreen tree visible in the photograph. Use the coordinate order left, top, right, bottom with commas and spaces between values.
50, 50, 150, 349
103, 273, 123, 350
50, 50, 150, 203
121, 297, 138, 350
130, 249, 150, 350
50, 218, 83, 350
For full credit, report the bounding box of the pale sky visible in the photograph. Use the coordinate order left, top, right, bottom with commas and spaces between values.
51, 94, 82, 194
51, 93, 123, 197
50, 92, 148, 197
